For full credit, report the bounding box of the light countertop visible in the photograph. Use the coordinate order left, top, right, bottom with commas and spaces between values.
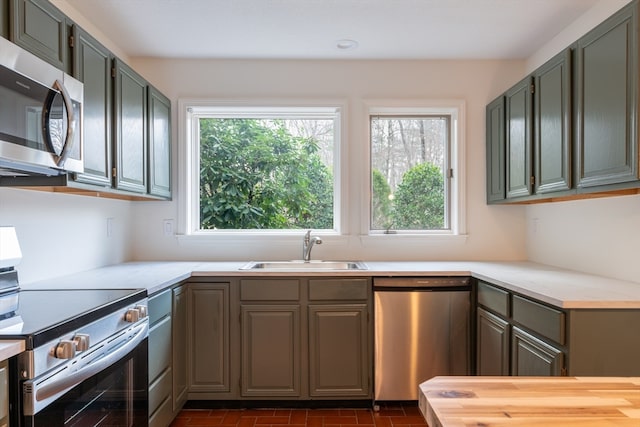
418, 376, 640, 427
20, 260, 640, 309
0, 340, 25, 361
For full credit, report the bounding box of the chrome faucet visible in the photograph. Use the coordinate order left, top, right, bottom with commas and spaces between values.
302, 229, 322, 262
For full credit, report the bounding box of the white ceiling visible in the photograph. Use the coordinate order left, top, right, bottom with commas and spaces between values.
64, 0, 603, 60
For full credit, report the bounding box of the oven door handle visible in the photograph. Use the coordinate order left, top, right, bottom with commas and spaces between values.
25, 320, 148, 415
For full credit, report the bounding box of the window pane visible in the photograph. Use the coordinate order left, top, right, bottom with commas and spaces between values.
198, 117, 334, 230
370, 116, 449, 231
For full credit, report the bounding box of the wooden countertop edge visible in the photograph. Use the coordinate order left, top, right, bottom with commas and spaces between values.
419, 376, 640, 427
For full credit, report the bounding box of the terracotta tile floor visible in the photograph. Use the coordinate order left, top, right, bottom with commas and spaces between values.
169, 403, 429, 427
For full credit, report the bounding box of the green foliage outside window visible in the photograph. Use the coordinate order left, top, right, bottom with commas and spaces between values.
372, 163, 445, 230
393, 163, 445, 229
199, 118, 333, 229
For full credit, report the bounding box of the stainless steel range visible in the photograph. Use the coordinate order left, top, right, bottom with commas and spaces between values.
0, 227, 149, 427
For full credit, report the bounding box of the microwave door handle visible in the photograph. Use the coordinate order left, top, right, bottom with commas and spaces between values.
51, 79, 75, 167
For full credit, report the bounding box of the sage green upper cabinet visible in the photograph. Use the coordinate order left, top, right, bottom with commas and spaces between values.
505, 76, 533, 199
486, 96, 506, 203
533, 48, 572, 194
10, 0, 68, 70
576, 1, 639, 189
1, 0, 9, 39
148, 86, 172, 199
71, 25, 113, 187
114, 58, 147, 193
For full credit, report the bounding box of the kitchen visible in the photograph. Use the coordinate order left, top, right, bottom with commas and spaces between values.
1, 0, 640, 426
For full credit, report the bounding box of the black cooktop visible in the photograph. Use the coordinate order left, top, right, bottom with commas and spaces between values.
0, 288, 146, 349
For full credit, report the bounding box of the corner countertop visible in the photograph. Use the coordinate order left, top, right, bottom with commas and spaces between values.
418, 376, 640, 427
20, 260, 640, 309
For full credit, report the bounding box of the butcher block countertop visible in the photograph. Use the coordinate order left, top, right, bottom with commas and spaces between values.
418, 376, 640, 427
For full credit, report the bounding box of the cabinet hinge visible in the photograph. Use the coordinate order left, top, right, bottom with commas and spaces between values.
530, 176, 535, 187
69, 35, 75, 48
530, 83, 535, 94
111, 67, 116, 78
112, 168, 117, 178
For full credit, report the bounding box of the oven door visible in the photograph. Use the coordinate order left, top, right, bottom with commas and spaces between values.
19, 337, 148, 427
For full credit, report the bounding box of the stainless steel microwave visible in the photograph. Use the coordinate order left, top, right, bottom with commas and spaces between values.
0, 37, 83, 177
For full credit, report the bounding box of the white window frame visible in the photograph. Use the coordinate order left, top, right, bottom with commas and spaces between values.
177, 98, 347, 237
363, 100, 466, 237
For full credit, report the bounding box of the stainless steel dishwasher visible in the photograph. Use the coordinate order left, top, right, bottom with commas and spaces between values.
374, 277, 471, 401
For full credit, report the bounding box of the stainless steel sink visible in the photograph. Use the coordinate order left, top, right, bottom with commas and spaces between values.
240, 260, 368, 271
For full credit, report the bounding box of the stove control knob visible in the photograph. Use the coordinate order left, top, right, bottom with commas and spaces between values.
52, 340, 76, 359
125, 308, 140, 323
73, 334, 90, 352
135, 305, 148, 319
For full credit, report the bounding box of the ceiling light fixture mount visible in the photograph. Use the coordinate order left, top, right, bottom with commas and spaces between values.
336, 39, 359, 50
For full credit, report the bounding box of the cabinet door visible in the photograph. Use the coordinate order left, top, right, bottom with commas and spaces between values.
10, 0, 67, 70
172, 285, 187, 411
71, 26, 113, 187
511, 327, 564, 376
534, 48, 572, 194
486, 96, 506, 203
147, 86, 172, 198
576, 2, 638, 188
241, 304, 301, 397
187, 283, 230, 393
0, 360, 7, 427
113, 58, 147, 193
1, 0, 9, 39
476, 308, 509, 375
505, 76, 533, 198
308, 304, 369, 397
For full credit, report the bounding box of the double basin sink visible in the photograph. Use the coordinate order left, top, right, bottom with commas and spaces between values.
240, 260, 368, 271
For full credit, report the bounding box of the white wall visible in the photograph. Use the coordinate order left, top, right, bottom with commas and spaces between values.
129, 57, 528, 262
523, 0, 640, 283
0, 188, 133, 284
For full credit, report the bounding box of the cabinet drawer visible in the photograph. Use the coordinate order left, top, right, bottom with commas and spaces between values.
477, 281, 509, 316
240, 279, 300, 301
149, 289, 172, 325
149, 316, 172, 382
512, 295, 565, 344
309, 279, 369, 300
149, 366, 172, 417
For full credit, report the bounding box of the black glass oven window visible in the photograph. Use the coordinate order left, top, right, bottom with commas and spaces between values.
26, 340, 148, 427
0, 65, 54, 151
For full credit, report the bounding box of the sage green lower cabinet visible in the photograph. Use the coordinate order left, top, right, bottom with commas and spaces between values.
239, 279, 301, 398
148, 289, 173, 427
475, 280, 640, 377
308, 278, 371, 398
172, 284, 187, 412
511, 327, 564, 376
308, 304, 369, 397
476, 308, 509, 375
241, 304, 301, 397
187, 282, 231, 395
